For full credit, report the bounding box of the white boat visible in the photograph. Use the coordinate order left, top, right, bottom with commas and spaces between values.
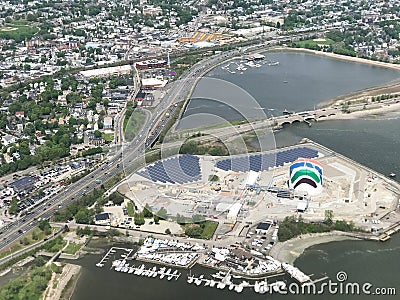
128, 267, 134, 274
241, 281, 250, 287
254, 281, 260, 293
172, 270, 178, 275
158, 267, 166, 274
149, 266, 157, 277
229, 284, 235, 290
217, 282, 226, 289
211, 273, 224, 279
187, 275, 194, 283
234, 284, 244, 293
135, 265, 145, 275
194, 275, 204, 286
209, 280, 216, 287
204, 279, 210, 287
111, 260, 121, 268
96, 263, 104, 267
115, 266, 122, 272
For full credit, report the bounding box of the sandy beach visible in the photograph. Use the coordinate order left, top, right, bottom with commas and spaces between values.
43, 263, 81, 300
269, 231, 361, 265
320, 100, 400, 121
279, 47, 400, 71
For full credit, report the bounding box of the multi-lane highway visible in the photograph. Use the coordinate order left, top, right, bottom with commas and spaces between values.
0, 47, 244, 255
0, 30, 329, 259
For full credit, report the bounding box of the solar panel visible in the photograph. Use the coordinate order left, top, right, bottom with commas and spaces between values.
215, 147, 318, 172
137, 154, 202, 184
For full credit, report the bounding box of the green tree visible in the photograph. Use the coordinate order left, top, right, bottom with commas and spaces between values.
93, 130, 102, 138
325, 210, 334, 225
143, 204, 153, 218
185, 225, 203, 238
75, 208, 94, 224
9, 197, 18, 215
134, 212, 145, 225
153, 215, 160, 224
38, 219, 52, 235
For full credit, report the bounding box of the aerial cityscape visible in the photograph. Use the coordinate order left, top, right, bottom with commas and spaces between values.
0, 0, 399, 299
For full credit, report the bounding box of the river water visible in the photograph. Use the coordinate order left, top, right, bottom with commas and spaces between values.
71, 53, 400, 299
178, 51, 400, 129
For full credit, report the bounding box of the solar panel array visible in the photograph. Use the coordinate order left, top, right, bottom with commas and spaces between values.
137, 154, 201, 184
215, 147, 318, 172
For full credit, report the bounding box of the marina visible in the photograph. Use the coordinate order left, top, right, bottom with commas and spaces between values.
111, 259, 181, 281
220, 56, 279, 76
187, 270, 286, 294
94, 245, 325, 295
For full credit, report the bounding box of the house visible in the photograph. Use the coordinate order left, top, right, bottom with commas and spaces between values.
94, 212, 112, 225
15, 111, 25, 119
89, 137, 105, 146
1, 134, 17, 146
103, 116, 113, 129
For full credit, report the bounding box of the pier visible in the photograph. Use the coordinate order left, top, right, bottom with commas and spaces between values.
95, 247, 133, 268
112, 260, 181, 281
187, 270, 287, 294
282, 263, 311, 284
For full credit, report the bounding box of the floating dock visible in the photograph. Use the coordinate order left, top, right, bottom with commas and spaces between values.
112, 260, 181, 281
95, 247, 133, 268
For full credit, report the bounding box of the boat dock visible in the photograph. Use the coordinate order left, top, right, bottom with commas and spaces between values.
282, 263, 311, 284
112, 260, 181, 281
135, 251, 199, 269
187, 270, 287, 294
95, 247, 133, 268
378, 220, 400, 241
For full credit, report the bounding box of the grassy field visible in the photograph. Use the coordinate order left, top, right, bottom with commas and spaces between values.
127, 202, 135, 217
200, 221, 218, 239
102, 133, 114, 142
124, 111, 146, 141
0, 20, 39, 42
0, 228, 50, 259
63, 242, 82, 255
294, 38, 334, 48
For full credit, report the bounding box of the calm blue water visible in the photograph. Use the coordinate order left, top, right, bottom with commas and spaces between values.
179, 51, 400, 129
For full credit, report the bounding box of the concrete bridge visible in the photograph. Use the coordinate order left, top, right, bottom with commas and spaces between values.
273, 107, 340, 127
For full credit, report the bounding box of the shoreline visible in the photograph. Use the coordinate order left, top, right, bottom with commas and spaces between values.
43, 263, 81, 300
273, 47, 400, 71
269, 231, 362, 265
322, 100, 400, 120
275, 48, 400, 109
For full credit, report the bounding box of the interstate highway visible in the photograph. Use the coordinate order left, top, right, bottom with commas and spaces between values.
0, 48, 242, 253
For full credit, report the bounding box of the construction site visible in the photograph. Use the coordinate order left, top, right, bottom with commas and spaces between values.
116, 140, 400, 238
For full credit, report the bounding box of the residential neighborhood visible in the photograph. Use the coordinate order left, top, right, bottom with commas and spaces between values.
0, 1, 400, 299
